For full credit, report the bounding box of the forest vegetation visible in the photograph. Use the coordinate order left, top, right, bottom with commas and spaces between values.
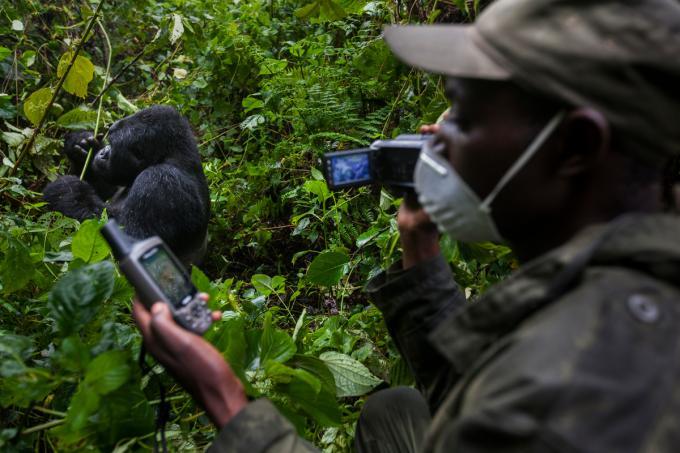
0, 0, 514, 450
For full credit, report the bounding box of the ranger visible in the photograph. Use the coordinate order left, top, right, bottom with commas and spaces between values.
133, 0, 680, 451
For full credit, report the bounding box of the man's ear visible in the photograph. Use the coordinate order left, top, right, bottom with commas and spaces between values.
557, 108, 611, 177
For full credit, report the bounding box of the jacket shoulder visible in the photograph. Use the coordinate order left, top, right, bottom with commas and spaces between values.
447, 266, 680, 452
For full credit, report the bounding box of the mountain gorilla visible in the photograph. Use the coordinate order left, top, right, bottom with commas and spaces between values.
44, 105, 210, 265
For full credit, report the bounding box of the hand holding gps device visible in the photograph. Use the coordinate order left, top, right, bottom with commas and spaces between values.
322, 134, 428, 191
101, 220, 213, 335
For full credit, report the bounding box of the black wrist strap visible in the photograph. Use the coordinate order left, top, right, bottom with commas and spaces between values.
139, 344, 169, 453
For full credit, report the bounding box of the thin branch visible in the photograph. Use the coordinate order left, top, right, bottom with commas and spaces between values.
8, 0, 107, 178
89, 46, 146, 107
80, 17, 112, 181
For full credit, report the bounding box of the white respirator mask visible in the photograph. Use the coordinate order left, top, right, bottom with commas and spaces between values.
414, 111, 566, 243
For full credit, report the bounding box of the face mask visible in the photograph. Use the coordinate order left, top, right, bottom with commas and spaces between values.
414, 111, 565, 243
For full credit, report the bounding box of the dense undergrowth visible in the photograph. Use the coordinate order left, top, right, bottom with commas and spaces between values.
0, 0, 514, 450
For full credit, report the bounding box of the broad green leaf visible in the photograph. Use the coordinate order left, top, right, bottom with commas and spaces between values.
57, 106, 100, 130
169, 13, 184, 45
0, 47, 11, 61
265, 361, 321, 394
23, 87, 53, 126
210, 316, 248, 383
84, 350, 131, 394
57, 52, 95, 98
0, 237, 34, 294
47, 261, 115, 334
303, 179, 330, 203
242, 96, 264, 113
72, 219, 110, 263
306, 251, 349, 287
282, 375, 341, 426
90, 382, 154, 447
260, 312, 296, 364
288, 355, 336, 395
310, 167, 325, 181
356, 227, 380, 248
252, 274, 285, 296
191, 265, 216, 301
319, 351, 382, 397
56, 336, 91, 372
1, 131, 26, 148
295, 2, 320, 18
21, 50, 36, 68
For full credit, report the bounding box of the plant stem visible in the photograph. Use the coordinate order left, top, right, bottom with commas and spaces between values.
33, 406, 67, 418
8, 0, 107, 179
80, 17, 112, 181
21, 418, 65, 435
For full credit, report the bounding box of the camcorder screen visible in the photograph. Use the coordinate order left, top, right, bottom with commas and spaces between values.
140, 246, 193, 308
330, 152, 371, 185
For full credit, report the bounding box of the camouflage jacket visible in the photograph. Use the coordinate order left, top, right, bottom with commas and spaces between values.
210, 214, 680, 452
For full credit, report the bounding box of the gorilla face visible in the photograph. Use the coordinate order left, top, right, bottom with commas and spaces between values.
93, 106, 187, 186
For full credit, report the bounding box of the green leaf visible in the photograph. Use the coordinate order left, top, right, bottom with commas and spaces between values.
72, 219, 110, 263
47, 261, 115, 335
56, 336, 91, 372
260, 312, 296, 364
191, 265, 216, 300
1, 131, 26, 148
310, 167, 325, 181
295, 2, 320, 18
84, 350, 131, 394
303, 179, 330, 203
57, 52, 95, 98
356, 227, 379, 248
0, 237, 34, 294
251, 274, 285, 296
319, 351, 382, 397
57, 106, 100, 130
209, 315, 248, 383
281, 371, 341, 426
23, 87, 53, 126
288, 355, 336, 395
242, 96, 264, 113
0, 47, 11, 61
306, 251, 349, 287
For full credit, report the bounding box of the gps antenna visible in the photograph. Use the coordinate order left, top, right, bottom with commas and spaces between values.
100, 220, 133, 260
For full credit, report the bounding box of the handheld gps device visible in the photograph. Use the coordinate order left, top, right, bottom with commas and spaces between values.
101, 220, 213, 335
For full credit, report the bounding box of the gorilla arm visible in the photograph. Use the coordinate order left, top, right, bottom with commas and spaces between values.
43, 175, 106, 221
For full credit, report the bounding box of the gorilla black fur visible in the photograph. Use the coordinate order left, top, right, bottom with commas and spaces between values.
44, 105, 210, 265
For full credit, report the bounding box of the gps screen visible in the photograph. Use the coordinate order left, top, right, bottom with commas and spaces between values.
140, 246, 192, 307
331, 153, 371, 185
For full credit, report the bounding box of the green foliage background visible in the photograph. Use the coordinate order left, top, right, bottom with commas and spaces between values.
0, 0, 513, 450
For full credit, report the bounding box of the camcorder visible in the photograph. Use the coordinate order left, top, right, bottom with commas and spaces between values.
322, 134, 429, 193
101, 220, 213, 335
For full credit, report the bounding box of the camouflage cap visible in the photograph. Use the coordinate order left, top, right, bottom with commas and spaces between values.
384, 0, 680, 165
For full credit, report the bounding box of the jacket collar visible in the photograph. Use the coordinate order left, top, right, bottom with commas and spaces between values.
429, 213, 680, 373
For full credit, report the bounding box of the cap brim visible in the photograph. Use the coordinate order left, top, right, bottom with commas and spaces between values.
384, 25, 510, 80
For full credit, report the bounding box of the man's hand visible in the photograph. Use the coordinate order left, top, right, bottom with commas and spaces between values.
133, 297, 248, 428
398, 194, 440, 269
